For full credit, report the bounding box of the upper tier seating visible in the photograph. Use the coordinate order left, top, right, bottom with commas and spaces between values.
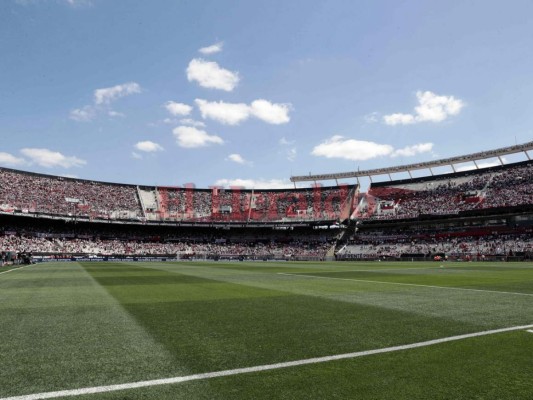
353, 162, 532, 221
0, 170, 142, 219
0, 168, 354, 223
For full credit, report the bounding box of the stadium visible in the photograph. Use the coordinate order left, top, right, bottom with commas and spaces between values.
1, 142, 532, 399
3, 2, 533, 399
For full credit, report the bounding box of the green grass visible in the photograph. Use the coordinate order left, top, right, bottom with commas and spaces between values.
1, 261, 532, 399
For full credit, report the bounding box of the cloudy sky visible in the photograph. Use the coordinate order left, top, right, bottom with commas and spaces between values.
1, 0, 532, 188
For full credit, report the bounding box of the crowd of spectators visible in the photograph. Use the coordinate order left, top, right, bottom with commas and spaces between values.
160, 187, 212, 218
0, 169, 142, 218
0, 219, 334, 260
358, 162, 532, 220
5, 229, 527, 261
0, 168, 349, 223
158, 186, 350, 222
2, 161, 531, 224
338, 232, 532, 259
482, 164, 533, 208
0, 234, 331, 259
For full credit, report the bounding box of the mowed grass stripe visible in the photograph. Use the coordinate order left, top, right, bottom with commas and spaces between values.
134, 261, 533, 327
82, 263, 289, 304
2, 324, 532, 400
0, 263, 200, 399
82, 262, 485, 372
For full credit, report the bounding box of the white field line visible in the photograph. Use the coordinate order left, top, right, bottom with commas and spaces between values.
309, 264, 533, 275
2, 324, 532, 400
277, 272, 533, 297
0, 269, 14, 275
305, 266, 449, 274
527, 330, 533, 334
0, 265, 33, 276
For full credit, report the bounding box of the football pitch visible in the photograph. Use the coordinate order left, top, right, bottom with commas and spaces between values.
1, 261, 532, 399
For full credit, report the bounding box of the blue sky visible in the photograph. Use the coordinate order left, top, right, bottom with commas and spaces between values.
1, 0, 532, 188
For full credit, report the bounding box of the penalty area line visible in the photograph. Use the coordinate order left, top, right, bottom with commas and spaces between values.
1, 324, 533, 400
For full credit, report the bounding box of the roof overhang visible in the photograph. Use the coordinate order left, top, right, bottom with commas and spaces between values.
290, 141, 533, 183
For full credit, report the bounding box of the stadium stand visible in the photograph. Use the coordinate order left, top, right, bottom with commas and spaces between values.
156, 185, 353, 222
336, 228, 532, 261
352, 161, 533, 221
0, 214, 337, 261
0, 167, 355, 223
0, 168, 142, 219
0, 155, 532, 262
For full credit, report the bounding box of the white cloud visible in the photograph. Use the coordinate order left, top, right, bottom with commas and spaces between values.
71, 82, 140, 122
173, 126, 224, 148
199, 42, 223, 55
131, 152, 143, 160
278, 137, 297, 161
312, 136, 394, 161
164, 101, 192, 116
20, 148, 86, 168
195, 99, 250, 125
65, 0, 92, 6
195, 99, 291, 126
415, 91, 464, 122
279, 137, 294, 146
16, 0, 92, 6
286, 147, 297, 162
250, 99, 291, 124
0, 152, 26, 166
69, 106, 96, 122
94, 82, 141, 105
215, 178, 293, 189
186, 58, 239, 91
179, 118, 206, 128
134, 141, 164, 153
311, 136, 435, 161
161, 117, 205, 127
108, 110, 125, 118
383, 113, 415, 126
228, 154, 245, 164
384, 91, 464, 125
227, 153, 252, 165
364, 112, 379, 124
391, 143, 434, 157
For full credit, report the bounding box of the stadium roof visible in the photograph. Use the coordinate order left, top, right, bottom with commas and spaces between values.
290, 141, 533, 183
